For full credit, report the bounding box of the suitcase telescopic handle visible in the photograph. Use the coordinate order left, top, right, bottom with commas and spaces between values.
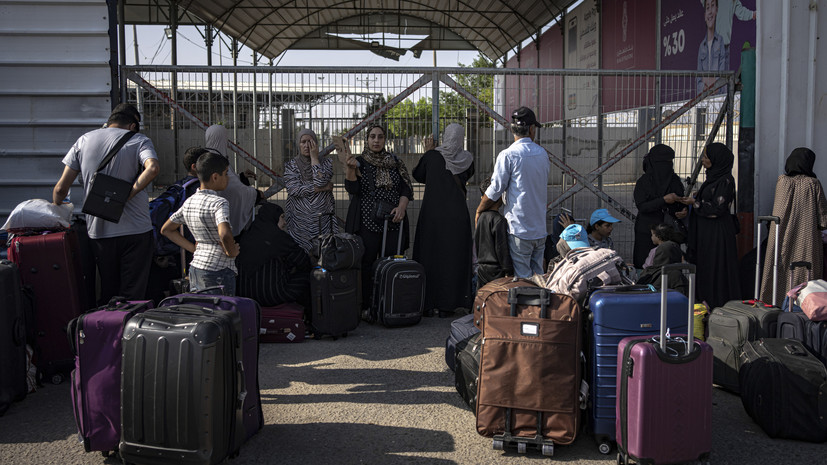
507, 287, 550, 318
789, 261, 813, 290
317, 212, 336, 232
659, 264, 696, 355
380, 214, 404, 258
755, 216, 781, 305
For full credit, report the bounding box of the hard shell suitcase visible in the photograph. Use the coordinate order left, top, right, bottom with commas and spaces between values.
369, 217, 424, 327
260, 303, 306, 343
8, 229, 87, 384
586, 284, 690, 455
616, 264, 713, 465
454, 333, 481, 411
0, 259, 27, 416
67, 298, 152, 453
476, 287, 583, 456
707, 216, 783, 392
739, 338, 827, 442
159, 293, 263, 441
445, 313, 479, 371
120, 305, 245, 465
310, 267, 360, 338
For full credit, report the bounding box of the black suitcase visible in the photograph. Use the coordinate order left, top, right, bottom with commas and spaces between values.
707, 216, 783, 392
445, 314, 480, 371
309, 267, 360, 339
0, 259, 27, 415
120, 304, 246, 465
369, 217, 424, 327
454, 333, 481, 412
739, 338, 827, 442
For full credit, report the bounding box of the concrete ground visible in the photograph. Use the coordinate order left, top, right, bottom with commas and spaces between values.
0, 314, 823, 465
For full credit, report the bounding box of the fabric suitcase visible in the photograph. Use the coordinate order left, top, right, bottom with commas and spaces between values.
476, 286, 582, 456
445, 313, 480, 371
260, 303, 306, 343
310, 267, 360, 338
0, 259, 28, 416
739, 338, 827, 442
8, 229, 87, 384
159, 294, 263, 441
777, 310, 827, 365
67, 299, 152, 453
586, 284, 690, 454
616, 264, 713, 465
120, 304, 245, 465
454, 333, 481, 411
472, 276, 540, 329
369, 218, 424, 327
310, 213, 364, 271
707, 216, 782, 393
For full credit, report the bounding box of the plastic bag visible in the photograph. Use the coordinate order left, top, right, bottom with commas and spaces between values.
1, 199, 73, 231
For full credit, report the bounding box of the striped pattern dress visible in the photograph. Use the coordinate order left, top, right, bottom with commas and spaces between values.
284, 156, 338, 253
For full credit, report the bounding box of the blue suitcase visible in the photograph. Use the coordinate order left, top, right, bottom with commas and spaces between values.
445, 314, 480, 371
586, 285, 689, 455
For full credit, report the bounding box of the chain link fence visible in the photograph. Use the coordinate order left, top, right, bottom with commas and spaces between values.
123, 65, 735, 260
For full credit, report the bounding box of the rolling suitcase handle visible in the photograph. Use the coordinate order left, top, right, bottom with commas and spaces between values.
788, 261, 812, 289
755, 216, 781, 306
380, 215, 404, 258
660, 263, 696, 355
506, 287, 551, 318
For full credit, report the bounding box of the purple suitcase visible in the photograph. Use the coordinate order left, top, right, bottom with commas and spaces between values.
616, 264, 713, 465
160, 293, 263, 441
68, 298, 153, 453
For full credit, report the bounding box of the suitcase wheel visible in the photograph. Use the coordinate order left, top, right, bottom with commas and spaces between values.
50, 373, 63, 385
598, 441, 612, 455
517, 442, 527, 454
616, 453, 624, 465
541, 443, 554, 457
492, 439, 504, 451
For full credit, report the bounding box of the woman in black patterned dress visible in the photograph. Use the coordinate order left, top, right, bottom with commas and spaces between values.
284, 128, 337, 253
339, 124, 413, 311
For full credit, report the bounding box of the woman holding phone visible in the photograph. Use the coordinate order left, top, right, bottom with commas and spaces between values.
283, 128, 336, 253
337, 124, 413, 313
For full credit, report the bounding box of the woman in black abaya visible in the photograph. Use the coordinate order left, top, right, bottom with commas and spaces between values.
680, 143, 740, 309
412, 123, 475, 317
632, 144, 686, 269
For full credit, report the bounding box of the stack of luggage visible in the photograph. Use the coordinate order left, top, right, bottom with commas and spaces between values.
309, 213, 363, 339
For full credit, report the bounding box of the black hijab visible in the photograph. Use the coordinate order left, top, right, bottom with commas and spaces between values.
785, 147, 817, 178
642, 144, 677, 196
698, 143, 734, 199
236, 202, 298, 270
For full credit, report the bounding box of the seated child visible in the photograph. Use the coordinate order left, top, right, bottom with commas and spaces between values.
161, 151, 240, 295
475, 178, 513, 288
637, 225, 687, 296
643, 223, 685, 269
587, 208, 621, 249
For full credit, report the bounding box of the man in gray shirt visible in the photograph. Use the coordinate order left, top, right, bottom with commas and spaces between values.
52, 111, 160, 303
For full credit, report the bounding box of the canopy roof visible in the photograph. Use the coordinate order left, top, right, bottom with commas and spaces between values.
125, 0, 576, 62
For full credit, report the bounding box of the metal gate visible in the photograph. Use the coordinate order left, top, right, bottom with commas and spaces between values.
122, 65, 735, 259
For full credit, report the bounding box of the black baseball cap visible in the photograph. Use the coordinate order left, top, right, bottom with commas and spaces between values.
511, 106, 542, 128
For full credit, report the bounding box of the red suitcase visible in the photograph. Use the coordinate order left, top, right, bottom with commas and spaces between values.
8, 230, 87, 384
260, 303, 306, 343
616, 264, 713, 465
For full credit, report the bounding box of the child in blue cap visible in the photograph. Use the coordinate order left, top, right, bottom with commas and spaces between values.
587, 208, 620, 249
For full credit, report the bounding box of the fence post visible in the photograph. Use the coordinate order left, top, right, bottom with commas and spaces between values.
432, 71, 440, 142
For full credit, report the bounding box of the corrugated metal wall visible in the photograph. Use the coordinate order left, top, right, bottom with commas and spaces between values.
0, 0, 113, 224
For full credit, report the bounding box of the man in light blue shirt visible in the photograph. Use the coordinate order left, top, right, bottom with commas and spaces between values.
475, 107, 550, 277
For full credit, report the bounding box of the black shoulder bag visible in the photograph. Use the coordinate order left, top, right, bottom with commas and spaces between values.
81, 131, 138, 223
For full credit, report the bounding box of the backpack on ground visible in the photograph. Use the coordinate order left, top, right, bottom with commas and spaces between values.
149, 177, 198, 257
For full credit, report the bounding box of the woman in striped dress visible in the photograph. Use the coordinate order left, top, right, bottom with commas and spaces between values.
284, 128, 337, 253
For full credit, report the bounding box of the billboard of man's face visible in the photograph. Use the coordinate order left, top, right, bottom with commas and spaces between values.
704, 0, 718, 32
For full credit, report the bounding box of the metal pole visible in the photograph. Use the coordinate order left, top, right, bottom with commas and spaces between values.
232, 38, 239, 172
268, 58, 274, 186
117, 0, 126, 104
206, 24, 213, 124
252, 52, 259, 183
132, 24, 142, 115
726, 74, 735, 150
655, 0, 662, 145
170, 1, 179, 180
432, 70, 440, 143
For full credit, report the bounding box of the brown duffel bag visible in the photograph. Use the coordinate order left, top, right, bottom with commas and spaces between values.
475, 285, 583, 448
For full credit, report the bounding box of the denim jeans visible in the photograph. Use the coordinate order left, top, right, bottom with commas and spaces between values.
189, 266, 237, 296
507, 234, 546, 278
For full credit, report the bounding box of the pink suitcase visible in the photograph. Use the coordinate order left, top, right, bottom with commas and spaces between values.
8, 230, 88, 385
260, 304, 306, 343
615, 264, 713, 465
